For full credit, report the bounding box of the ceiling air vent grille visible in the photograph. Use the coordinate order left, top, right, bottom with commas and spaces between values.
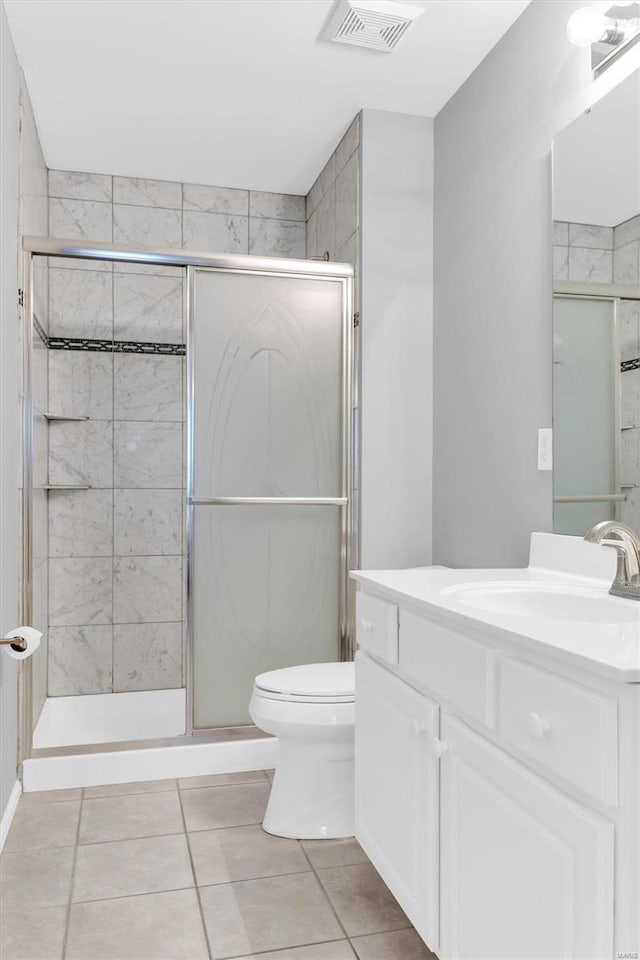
323, 0, 425, 53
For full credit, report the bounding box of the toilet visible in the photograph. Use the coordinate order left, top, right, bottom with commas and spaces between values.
249, 661, 355, 840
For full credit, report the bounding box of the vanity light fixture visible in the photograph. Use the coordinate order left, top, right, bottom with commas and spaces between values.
567, 1, 640, 72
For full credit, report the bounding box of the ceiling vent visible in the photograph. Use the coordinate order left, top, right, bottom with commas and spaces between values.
322, 0, 425, 53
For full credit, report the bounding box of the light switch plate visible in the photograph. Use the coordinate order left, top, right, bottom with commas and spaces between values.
538, 428, 553, 471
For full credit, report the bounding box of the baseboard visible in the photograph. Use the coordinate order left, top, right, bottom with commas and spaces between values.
0, 780, 22, 852
23, 736, 279, 792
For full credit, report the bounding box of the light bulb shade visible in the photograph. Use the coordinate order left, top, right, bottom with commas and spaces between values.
567, 6, 608, 46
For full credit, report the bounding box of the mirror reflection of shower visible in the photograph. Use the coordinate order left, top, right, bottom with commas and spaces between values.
551, 70, 640, 536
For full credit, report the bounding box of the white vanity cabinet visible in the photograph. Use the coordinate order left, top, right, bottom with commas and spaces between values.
355, 652, 440, 949
353, 574, 637, 960
439, 714, 613, 960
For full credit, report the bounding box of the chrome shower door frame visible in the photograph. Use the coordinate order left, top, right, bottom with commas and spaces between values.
185, 263, 354, 734
20, 237, 355, 764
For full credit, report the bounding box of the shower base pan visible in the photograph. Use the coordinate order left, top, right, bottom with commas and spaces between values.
33, 688, 187, 749
24, 688, 278, 793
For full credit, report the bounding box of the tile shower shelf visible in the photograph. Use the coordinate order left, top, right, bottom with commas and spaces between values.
40, 484, 92, 491
44, 414, 90, 422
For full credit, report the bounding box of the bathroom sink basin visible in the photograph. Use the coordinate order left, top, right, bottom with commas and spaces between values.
442, 581, 639, 624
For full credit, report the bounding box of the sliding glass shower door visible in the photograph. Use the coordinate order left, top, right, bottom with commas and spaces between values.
189, 266, 352, 729
553, 295, 619, 535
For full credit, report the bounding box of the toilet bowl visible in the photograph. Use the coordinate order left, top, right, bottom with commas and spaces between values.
249, 661, 355, 840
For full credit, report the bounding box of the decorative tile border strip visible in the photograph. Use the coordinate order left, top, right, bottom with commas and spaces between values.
34, 311, 184, 355
47, 335, 185, 356
622, 358, 640, 372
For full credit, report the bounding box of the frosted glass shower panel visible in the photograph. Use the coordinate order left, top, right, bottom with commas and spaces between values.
553, 296, 617, 535
193, 504, 341, 728
191, 268, 348, 729
193, 272, 343, 497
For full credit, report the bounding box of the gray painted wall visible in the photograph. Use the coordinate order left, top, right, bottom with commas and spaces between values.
360, 110, 433, 569
0, 1, 21, 817
433, 0, 639, 569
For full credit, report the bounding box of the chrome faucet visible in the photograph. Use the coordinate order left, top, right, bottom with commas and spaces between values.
584, 521, 640, 600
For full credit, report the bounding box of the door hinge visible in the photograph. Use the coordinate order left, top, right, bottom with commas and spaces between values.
18, 289, 24, 307
353, 312, 360, 328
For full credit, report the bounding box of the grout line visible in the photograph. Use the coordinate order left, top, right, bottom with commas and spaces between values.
73, 819, 265, 848
195, 866, 313, 891
178, 779, 270, 791
297, 839, 351, 942
225, 938, 353, 960
70, 882, 195, 908
61, 787, 83, 959
177, 784, 213, 960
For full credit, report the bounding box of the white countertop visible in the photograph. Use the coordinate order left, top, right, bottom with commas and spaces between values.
351, 533, 640, 684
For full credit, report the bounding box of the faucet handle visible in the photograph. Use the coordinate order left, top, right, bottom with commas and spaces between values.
584, 522, 640, 599
599, 537, 629, 555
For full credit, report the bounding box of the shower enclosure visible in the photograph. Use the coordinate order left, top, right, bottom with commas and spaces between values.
19, 238, 354, 765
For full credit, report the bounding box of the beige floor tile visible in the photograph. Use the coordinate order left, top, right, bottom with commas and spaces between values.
181, 781, 271, 831
179, 769, 270, 789
302, 838, 369, 870
200, 871, 343, 959
351, 928, 438, 959
79, 791, 183, 844
3, 800, 80, 852
84, 778, 177, 798
240, 942, 357, 960
189, 824, 308, 885
66, 888, 209, 959
0, 846, 74, 908
0, 904, 66, 960
317, 863, 410, 938
73, 833, 193, 902
21, 787, 83, 804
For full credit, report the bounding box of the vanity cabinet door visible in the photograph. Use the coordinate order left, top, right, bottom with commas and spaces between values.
355, 652, 439, 951
439, 714, 614, 960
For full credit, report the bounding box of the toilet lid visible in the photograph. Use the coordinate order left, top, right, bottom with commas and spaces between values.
255, 662, 355, 699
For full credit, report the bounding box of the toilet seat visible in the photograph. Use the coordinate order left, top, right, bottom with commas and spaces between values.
254, 662, 355, 703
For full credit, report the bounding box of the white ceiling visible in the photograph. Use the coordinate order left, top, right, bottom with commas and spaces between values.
553, 70, 640, 227
4, 0, 530, 195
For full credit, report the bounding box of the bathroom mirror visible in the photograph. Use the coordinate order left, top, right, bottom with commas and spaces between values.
551, 69, 640, 536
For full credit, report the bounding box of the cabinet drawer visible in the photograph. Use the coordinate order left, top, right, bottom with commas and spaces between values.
356, 591, 398, 664
498, 658, 618, 807
399, 610, 498, 728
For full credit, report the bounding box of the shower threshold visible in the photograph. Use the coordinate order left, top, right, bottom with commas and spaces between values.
32, 688, 186, 749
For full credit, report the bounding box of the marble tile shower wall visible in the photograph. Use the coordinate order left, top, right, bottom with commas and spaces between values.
48, 172, 306, 259
306, 114, 360, 307
553, 216, 640, 284
553, 216, 640, 531
46, 260, 186, 697
46, 171, 306, 697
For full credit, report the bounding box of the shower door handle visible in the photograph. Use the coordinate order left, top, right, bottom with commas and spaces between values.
189, 497, 348, 506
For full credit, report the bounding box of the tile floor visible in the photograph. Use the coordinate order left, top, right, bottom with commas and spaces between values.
0, 770, 437, 960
